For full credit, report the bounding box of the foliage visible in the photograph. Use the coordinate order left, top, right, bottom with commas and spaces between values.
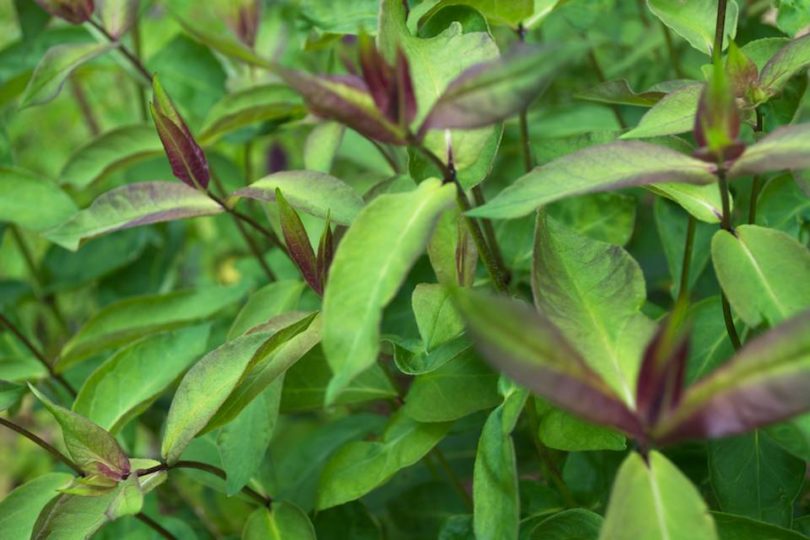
1, 0, 810, 538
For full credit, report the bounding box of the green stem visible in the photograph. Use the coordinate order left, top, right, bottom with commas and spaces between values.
432, 448, 472, 511
0, 416, 84, 475
519, 110, 533, 173
472, 186, 509, 285
524, 398, 577, 508
69, 77, 101, 136
410, 142, 509, 293
587, 50, 626, 129
716, 169, 742, 350
677, 215, 696, 304
134, 513, 177, 540
660, 23, 684, 78
88, 19, 152, 81
0, 314, 76, 397
721, 294, 741, 350
130, 2, 149, 121
748, 109, 764, 224
172, 461, 272, 507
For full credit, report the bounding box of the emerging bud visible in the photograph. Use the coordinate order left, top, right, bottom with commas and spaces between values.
725, 42, 758, 101
220, 0, 261, 48
276, 188, 321, 295
358, 32, 416, 128
35, 0, 95, 24
693, 60, 744, 164
150, 76, 210, 190
316, 213, 335, 289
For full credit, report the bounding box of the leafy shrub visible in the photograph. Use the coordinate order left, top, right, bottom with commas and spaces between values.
1, 0, 810, 538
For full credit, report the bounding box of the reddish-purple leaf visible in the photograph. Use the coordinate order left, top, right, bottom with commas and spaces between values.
278, 67, 407, 144
150, 76, 210, 190
35, 0, 94, 24
653, 309, 810, 444
635, 308, 690, 429
276, 188, 320, 295
450, 288, 645, 439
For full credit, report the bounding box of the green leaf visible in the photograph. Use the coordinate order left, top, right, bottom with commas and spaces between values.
317, 411, 452, 510
712, 512, 810, 540
403, 347, 500, 422
412, 283, 464, 351
711, 225, 810, 327
575, 79, 673, 107
646, 0, 738, 56
533, 214, 654, 405
20, 41, 116, 108
297, 0, 378, 34
729, 124, 810, 178
419, 0, 534, 27
599, 451, 718, 540
0, 379, 25, 410
759, 34, 810, 96
322, 178, 455, 403
473, 383, 527, 540
60, 125, 163, 189
58, 285, 245, 370
218, 383, 280, 496
0, 167, 77, 232
620, 84, 702, 139
228, 280, 305, 339
685, 296, 738, 384
243, 503, 316, 540
0, 473, 73, 540
72, 325, 211, 433
199, 84, 306, 143
427, 207, 477, 287
45, 182, 224, 251
30, 385, 130, 479
527, 509, 603, 539
709, 431, 805, 527
161, 330, 271, 465
280, 347, 397, 412
305, 122, 345, 174
450, 287, 643, 437
648, 182, 725, 224
767, 413, 810, 461
774, 0, 810, 36
469, 142, 715, 219
535, 399, 626, 452
546, 192, 636, 246
234, 171, 364, 225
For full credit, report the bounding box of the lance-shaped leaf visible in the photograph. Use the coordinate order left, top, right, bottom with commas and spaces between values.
421, 44, 575, 132
450, 288, 644, 438
278, 67, 407, 145
0, 167, 77, 232
575, 79, 676, 107
418, 0, 534, 27
759, 33, 810, 97
243, 504, 316, 540
150, 76, 210, 190
653, 309, 810, 444
728, 124, 810, 178
98, 0, 138, 39
620, 84, 703, 139
277, 189, 320, 295
233, 171, 364, 225
0, 473, 73, 540
358, 31, 416, 129
34, 0, 94, 24
322, 179, 456, 403
599, 451, 718, 540
317, 214, 334, 289
647, 0, 738, 56
468, 142, 716, 219
634, 307, 690, 428
20, 41, 116, 108
711, 225, 810, 327
45, 182, 223, 251
29, 385, 130, 479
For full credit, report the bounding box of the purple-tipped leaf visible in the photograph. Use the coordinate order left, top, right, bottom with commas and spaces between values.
653, 309, 810, 444
276, 188, 320, 295
635, 308, 690, 428
450, 288, 644, 439
278, 67, 407, 145
150, 76, 210, 190
29, 385, 130, 480
35, 0, 94, 23
728, 124, 810, 178
421, 44, 577, 132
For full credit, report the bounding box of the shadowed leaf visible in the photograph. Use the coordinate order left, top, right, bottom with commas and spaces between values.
277, 188, 320, 294
759, 33, 810, 97
729, 124, 810, 177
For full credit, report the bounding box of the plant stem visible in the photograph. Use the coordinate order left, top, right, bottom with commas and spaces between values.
88, 19, 152, 81
713, 0, 728, 61
721, 294, 741, 350
660, 23, 685, 78
524, 399, 577, 508
69, 77, 101, 136
587, 50, 626, 129
432, 448, 472, 511
518, 110, 533, 173
472, 186, 509, 284
0, 315, 76, 397
370, 139, 401, 174
410, 142, 509, 293
716, 169, 742, 350
130, 2, 149, 122
134, 513, 177, 540
172, 460, 272, 507
717, 170, 733, 232
0, 416, 84, 475
748, 109, 764, 224
677, 215, 696, 304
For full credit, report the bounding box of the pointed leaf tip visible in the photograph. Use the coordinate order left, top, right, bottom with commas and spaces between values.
276, 188, 320, 295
